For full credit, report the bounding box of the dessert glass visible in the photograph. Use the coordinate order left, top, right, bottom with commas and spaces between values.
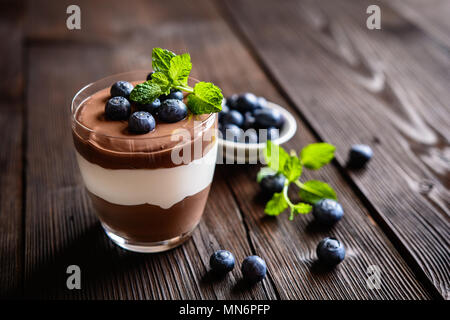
71, 71, 218, 252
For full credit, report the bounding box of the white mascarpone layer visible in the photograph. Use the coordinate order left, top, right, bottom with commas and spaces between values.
76, 142, 217, 209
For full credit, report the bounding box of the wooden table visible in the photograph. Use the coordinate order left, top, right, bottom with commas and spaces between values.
1, 0, 449, 300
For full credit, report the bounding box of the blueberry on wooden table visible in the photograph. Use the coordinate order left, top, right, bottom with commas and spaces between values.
105, 96, 131, 120
260, 173, 286, 195
159, 89, 184, 101
316, 237, 345, 266
313, 199, 344, 226
136, 98, 161, 114
110, 81, 134, 99
241, 256, 267, 283
347, 144, 373, 168
210, 250, 235, 274
128, 111, 155, 134
158, 99, 188, 123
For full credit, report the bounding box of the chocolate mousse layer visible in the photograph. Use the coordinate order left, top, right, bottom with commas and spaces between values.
89, 185, 211, 243
72, 81, 217, 169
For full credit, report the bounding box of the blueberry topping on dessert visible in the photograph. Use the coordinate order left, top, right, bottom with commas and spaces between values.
221, 110, 244, 127
210, 250, 235, 274
241, 255, 267, 283
254, 108, 284, 129
242, 129, 258, 144
260, 173, 286, 195
128, 111, 155, 134
105, 96, 131, 120
313, 199, 344, 226
146, 71, 154, 81
236, 92, 258, 113
158, 99, 188, 123
347, 144, 373, 168
220, 123, 242, 142
316, 237, 345, 266
136, 98, 161, 114
159, 89, 184, 101
226, 94, 239, 109
110, 81, 134, 99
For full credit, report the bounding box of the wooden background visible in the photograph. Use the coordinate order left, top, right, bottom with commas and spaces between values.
0, 0, 449, 300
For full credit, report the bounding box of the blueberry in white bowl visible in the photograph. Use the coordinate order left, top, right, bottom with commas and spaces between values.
241, 255, 267, 283
210, 250, 235, 274
241, 128, 258, 144
220, 123, 242, 143
316, 237, 345, 266
221, 110, 244, 127
128, 111, 155, 134
254, 108, 284, 129
313, 199, 344, 226
226, 94, 239, 109
236, 92, 258, 113
158, 99, 188, 123
110, 81, 134, 99
105, 96, 131, 120
218, 104, 229, 123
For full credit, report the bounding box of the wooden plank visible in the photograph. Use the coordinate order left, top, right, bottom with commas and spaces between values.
0, 1, 24, 297
222, 0, 450, 299
386, 0, 450, 49
23, 1, 275, 299
23, 0, 431, 299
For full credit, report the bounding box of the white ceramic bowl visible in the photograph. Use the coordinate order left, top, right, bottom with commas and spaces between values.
218, 101, 297, 164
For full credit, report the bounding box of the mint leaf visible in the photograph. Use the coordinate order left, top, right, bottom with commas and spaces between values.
300, 143, 336, 170
299, 180, 337, 204
129, 81, 162, 104
264, 140, 290, 173
152, 48, 176, 74
168, 53, 191, 86
187, 82, 223, 114
293, 202, 312, 215
150, 72, 171, 95
257, 167, 276, 183
264, 192, 288, 216
281, 155, 303, 182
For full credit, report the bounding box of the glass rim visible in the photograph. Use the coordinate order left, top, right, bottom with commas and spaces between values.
71, 70, 216, 140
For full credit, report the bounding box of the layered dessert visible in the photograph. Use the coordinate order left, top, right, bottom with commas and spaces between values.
71, 49, 223, 252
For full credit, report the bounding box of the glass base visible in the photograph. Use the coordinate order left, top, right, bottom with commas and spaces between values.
102, 223, 194, 253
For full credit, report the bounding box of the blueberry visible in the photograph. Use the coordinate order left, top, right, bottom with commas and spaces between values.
243, 112, 256, 130
159, 89, 184, 101
220, 123, 242, 142
256, 97, 268, 110
241, 129, 258, 144
146, 71, 154, 81
221, 110, 244, 127
241, 255, 267, 283
260, 173, 286, 195
128, 111, 155, 134
347, 144, 373, 168
136, 98, 161, 114
226, 94, 239, 109
110, 81, 134, 98
316, 237, 345, 266
313, 199, 344, 226
236, 92, 258, 113
158, 99, 188, 123
210, 250, 235, 274
105, 96, 131, 120
218, 104, 230, 123
254, 108, 284, 129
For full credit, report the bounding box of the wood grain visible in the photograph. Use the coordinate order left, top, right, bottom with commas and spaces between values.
0, 1, 24, 297
222, 0, 450, 298
18, 0, 434, 299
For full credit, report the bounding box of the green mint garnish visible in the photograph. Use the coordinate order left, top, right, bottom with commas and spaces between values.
259, 141, 337, 220
130, 48, 223, 114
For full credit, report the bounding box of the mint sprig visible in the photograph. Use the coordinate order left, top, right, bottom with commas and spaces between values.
131, 48, 223, 114
260, 141, 337, 220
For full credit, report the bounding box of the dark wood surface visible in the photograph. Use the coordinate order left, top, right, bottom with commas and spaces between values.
0, 0, 448, 300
